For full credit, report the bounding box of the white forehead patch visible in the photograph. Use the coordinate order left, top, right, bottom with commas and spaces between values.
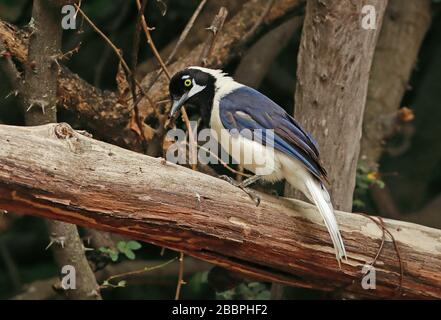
188, 66, 242, 98
182, 75, 191, 79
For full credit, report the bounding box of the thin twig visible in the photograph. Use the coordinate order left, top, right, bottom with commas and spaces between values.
356, 213, 386, 267
199, 7, 228, 66
135, 0, 197, 168
93, 0, 131, 86
101, 257, 178, 288
380, 217, 404, 295
166, 0, 208, 65
186, 141, 251, 178
174, 252, 185, 300
135, 0, 171, 79
134, 0, 197, 295
130, 0, 149, 152
243, 0, 275, 42
144, 0, 208, 93
347, 212, 404, 296
74, 4, 131, 77
132, 0, 147, 78
236, 164, 245, 182
57, 42, 82, 62
74, 3, 144, 94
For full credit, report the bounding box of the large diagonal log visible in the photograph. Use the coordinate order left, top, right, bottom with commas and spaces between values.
0, 123, 440, 299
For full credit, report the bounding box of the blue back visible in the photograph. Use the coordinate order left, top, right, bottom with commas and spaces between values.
219, 86, 327, 180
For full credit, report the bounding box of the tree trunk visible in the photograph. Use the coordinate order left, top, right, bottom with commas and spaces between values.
22, 0, 101, 300
290, 0, 388, 211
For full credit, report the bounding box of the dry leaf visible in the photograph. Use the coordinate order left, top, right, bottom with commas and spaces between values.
142, 123, 155, 141
162, 134, 175, 152
398, 107, 415, 122
129, 111, 142, 137
116, 62, 130, 98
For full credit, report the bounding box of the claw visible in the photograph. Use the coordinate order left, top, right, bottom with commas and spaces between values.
218, 175, 238, 186
218, 175, 261, 206
245, 189, 261, 207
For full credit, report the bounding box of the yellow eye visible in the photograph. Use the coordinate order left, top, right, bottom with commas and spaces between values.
184, 79, 192, 87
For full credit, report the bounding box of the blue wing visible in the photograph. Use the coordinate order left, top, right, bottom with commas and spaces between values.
219, 86, 327, 181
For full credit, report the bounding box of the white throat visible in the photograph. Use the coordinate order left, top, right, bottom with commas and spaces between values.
187, 67, 243, 148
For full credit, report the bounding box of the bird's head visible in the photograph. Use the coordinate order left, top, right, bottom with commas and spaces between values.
168, 67, 225, 119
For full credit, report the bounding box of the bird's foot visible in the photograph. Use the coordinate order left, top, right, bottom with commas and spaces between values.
245, 189, 261, 207
218, 175, 261, 207
218, 175, 239, 186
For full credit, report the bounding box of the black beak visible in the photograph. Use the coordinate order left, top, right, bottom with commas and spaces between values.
169, 92, 189, 118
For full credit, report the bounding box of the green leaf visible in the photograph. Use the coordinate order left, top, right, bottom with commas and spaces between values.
375, 180, 385, 189
127, 241, 142, 250
99, 247, 110, 254
117, 241, 127, 253
124, 250, 136, 260
216, 288, 235, 300
353, 199, 365, 208
256, 290, 271, 300
109, 251, 119, 262
200, 271, 209, 283
247, 282, 261, 289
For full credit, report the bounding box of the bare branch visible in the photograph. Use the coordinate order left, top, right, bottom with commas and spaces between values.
73, 3, 144, 94
174, 252, 185, 300
199, 7, 228, 66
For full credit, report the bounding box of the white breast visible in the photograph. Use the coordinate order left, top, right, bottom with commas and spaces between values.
209, 80, 284, 182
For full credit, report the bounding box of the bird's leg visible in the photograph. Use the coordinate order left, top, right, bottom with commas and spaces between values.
218, 175, 262, 206
239, 175, 262, 188
218, 175, 238, 186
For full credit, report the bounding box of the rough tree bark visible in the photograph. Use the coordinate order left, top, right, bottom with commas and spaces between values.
23, 0, 60, 124
278, 0, 388, 299
0, 123, 441, 299
22, 0, 101, 300
289, 0, 388, 212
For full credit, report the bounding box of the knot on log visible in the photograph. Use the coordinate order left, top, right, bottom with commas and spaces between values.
54, 122, 74, 139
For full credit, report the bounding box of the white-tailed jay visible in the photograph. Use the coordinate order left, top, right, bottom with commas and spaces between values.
168, 66, 347, 264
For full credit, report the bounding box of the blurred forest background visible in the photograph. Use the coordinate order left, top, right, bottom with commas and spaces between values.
0, 0, 440, 299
